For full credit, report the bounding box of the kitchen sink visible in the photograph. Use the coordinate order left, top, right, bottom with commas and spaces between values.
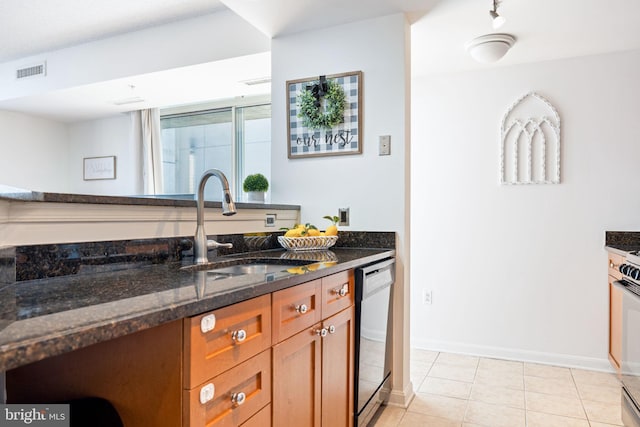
180, 257, 316, 276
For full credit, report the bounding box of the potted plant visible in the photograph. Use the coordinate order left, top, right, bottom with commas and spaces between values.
243, 173, 269, 203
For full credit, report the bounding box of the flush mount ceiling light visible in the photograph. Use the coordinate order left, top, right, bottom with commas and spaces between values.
489, 0, 506, 29
465, 33, 516, 63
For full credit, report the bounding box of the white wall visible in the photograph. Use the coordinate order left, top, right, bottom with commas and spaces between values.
271, 14, 408, 231
271, 13, 412, 404
411, 49, 640, 370
67, 114, 139, 195
0, 111, 69, 191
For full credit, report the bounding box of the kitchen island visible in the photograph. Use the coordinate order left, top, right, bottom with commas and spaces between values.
1, 234, 394, 426
0, 246, 393, 371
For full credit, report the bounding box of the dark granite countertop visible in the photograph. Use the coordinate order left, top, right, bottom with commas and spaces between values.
605, 231, 640, 254
0, 247, 394, 371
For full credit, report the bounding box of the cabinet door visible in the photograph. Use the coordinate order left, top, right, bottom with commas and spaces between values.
184, 294, 271, 389
184, 350, 271, 427
608, 253, 624, 280
322, 307, 355, 427
272, 280, 322, 344
609, 277, 622, 371
321, 270, 354, 320
273, 325, 322, 427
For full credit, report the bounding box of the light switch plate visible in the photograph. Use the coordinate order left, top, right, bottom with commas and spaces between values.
379, 135, 391, 156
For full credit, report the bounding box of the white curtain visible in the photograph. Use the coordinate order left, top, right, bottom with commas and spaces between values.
130, 108, 163, 195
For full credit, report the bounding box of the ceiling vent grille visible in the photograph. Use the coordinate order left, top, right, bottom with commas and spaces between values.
16, 62, 46, 80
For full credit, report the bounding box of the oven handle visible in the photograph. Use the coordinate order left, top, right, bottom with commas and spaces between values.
613, 280, 640, 301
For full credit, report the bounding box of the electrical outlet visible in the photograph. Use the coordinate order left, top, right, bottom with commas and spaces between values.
339, 208, 350, 226
423, 290, 432, 305
265, 214, 276, 227
379, 135, 391, 156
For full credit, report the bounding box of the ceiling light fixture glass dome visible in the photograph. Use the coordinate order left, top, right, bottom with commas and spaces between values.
465, 33, 516, 63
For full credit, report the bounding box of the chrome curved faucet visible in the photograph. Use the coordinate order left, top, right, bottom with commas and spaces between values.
194, 169, 237, 264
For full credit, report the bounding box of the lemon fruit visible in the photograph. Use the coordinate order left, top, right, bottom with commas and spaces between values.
323, 215, 340, 236
307, 228, 321, 237
284, 228, 302, 237
325, 225, 338, 236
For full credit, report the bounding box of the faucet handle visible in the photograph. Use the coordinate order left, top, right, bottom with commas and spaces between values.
207, 239, 233, 249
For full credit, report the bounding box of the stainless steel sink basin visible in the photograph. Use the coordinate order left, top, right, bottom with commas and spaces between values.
207, 263, 307, 275
180, 257, 317, 276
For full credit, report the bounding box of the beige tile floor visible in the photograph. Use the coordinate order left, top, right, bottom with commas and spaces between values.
372, 349, 623, 427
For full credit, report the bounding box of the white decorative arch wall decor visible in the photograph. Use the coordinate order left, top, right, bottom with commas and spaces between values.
500, 92, 561, 185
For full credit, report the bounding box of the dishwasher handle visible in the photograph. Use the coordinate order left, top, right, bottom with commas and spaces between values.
356, 258, 395, 301
359, 258, 395, 276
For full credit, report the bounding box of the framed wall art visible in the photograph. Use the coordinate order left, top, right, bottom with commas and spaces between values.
286, 71, 363, 159
83, 156, 116, 180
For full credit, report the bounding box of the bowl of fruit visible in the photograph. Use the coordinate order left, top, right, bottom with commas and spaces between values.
278, 215, 340, 251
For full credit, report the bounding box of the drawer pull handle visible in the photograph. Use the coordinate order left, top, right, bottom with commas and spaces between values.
199, 383, 215, 405
200, 314, 216, 334
315, 328, 328, 337
333, 286, 348, 297
295, 304, 309, 314
328, 325, 336, 334
610, 260, 616, 268
231, 391, 246, 406
231, 329, 247, 343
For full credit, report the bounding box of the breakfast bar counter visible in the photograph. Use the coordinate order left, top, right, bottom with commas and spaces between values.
0, 246, 394, 371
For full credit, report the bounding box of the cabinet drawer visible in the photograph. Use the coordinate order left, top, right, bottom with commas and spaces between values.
272, 280, 322, 344
184, 350, 271, 427
184, 294, 271, 389
241, 403, 271, 427
321, 270, 354, 319
608, 252, 624, 280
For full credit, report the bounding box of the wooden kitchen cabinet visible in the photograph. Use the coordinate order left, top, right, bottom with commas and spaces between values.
272, 279, 322, 343
321, 270, 354, 319
272, 321, 323, 427
321, 306, 355, 427
272, 271, 355, 427
183, 294, 272, 426
7, 320, 184, 427
183, 349, 271, 427
608, 251, 624, 372
184, 294, 271, 389
6, 270, 355, 427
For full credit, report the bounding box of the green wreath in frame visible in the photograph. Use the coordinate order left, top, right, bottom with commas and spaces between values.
297, 75, 346, 130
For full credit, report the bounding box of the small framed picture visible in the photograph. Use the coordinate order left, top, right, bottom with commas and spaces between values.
83, 156, 116, 180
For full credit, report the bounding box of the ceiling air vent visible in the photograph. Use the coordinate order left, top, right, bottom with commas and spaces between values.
16, 62, 46, 80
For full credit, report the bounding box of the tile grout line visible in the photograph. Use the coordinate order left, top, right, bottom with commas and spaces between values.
397, 350, 623, 427
569, 368, 590, 424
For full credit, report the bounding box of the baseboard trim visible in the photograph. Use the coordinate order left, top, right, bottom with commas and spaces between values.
411, 339, 614, 372
385, 381, 415, 409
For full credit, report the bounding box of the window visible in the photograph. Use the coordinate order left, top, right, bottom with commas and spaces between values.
160, 99, 271, 202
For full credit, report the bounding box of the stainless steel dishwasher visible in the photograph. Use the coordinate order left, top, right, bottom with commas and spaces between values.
354, 258, 395, 427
